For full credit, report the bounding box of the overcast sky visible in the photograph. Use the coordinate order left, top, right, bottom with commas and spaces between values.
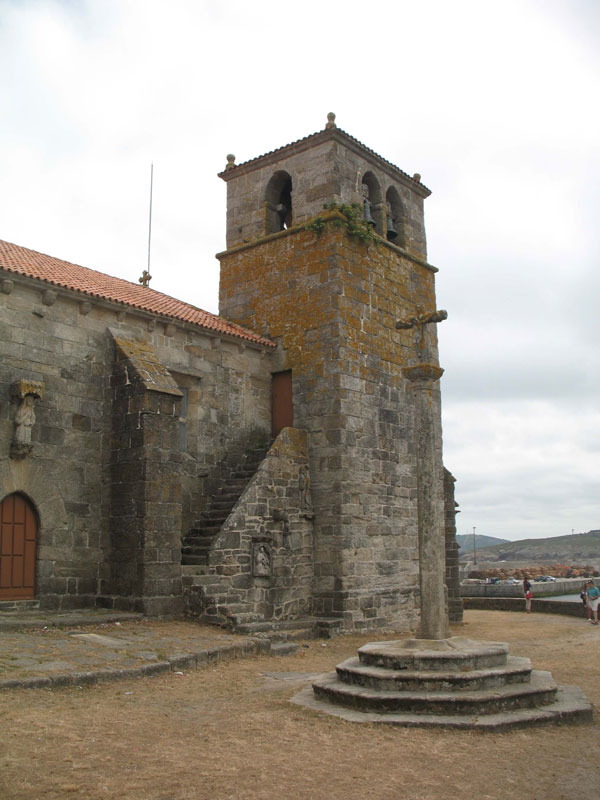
1, 0, 598, 541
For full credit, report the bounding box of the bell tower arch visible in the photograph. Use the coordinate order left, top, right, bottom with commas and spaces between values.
217, 115, 445, 631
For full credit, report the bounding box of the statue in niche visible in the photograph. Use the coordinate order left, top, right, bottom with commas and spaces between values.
253, 543, 271, 577
10, 380, 44, 459
298, 465, 314, 519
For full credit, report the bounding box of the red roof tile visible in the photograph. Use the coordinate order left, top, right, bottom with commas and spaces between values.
0, 239, 275, 348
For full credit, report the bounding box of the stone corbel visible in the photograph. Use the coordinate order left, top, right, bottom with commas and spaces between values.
10, 379, 45, 459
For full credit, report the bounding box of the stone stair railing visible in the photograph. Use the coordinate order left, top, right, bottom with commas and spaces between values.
181, 445, 268, 567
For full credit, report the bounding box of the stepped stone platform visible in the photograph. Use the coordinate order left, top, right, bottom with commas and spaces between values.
292, 636, 593, 731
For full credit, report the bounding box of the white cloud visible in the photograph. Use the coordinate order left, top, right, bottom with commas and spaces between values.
1, 0, 598, 539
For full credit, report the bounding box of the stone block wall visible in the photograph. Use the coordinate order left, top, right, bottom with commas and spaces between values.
219, 221, 445, 632
197, 427, 314, 624
0, 274, 273, 611
221, 128, 429, 260
444, 468, 463, 624
0, 279, 110, 608
102, 336, 184, 615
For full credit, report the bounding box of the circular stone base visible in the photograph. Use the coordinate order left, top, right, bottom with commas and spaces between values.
358, 636, 509, 671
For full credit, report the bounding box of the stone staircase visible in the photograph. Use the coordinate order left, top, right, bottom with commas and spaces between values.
293, 636, 593, 731
181, 444, 268, 567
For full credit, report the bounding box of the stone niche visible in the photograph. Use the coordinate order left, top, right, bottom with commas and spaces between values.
10, 379, 45, 459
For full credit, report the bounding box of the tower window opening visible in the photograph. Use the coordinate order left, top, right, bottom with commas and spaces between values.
385, 186, 404, 246
361, 172, 383, 235
265, 171, 293, 233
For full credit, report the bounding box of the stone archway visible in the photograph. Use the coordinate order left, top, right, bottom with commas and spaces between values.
0, 493, 38, 599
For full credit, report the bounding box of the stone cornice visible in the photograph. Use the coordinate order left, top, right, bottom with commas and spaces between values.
216, 213, 438, 273
0, 269, 274, 352
218, 127, 431, 199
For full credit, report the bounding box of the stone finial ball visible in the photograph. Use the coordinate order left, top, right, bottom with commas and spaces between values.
226, 154, 236, 170
326, 112, 336, 129
413, 173, 421, 182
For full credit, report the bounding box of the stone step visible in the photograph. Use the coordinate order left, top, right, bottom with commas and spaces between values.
253, 628, 316, 643
234, 617, 319, 635
182, 544, 211, 554
292, 683, 593, 732
182, 538, 212, 548
181, 554, 208, 566
0, 599, 40, 612
315, 618, 345, 639
202, 509, 231, 521
227, 612, 264, 625
336, 655, 533, 692
357, 637, 509, 672
270, 642, 300, 656
311, 670, 558, 716
211, 499, 239, 510
188, 525, 221, 537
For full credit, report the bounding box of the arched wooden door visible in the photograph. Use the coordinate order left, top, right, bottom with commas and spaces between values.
0, 494, 38, 600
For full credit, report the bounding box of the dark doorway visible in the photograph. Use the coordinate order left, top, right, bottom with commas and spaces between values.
0, 494, 38, 600
271, 370, 293, 437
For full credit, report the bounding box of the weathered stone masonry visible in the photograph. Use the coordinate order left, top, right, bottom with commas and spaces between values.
0, 272, 273, 611
218, 120, 448, 631
0, 117, 462, 630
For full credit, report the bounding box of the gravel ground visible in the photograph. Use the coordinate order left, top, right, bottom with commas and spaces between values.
0, 610, 598, 800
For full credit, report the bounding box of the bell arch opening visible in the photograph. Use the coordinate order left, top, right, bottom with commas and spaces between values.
385, 186, 404, 245
265, 171, 293, 234
361, 172, 383, 234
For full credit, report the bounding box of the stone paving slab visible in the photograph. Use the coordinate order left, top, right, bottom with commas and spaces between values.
0, 608, 143, 632
0, 614, 274, 690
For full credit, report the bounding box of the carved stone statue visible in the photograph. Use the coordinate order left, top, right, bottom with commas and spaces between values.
298, 464, 313, 518
253, 543, 271, 577
10, 380, 44, 459
395, 309, 448, 363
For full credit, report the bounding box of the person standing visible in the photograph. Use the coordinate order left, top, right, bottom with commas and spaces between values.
523, 575, 533, 613
580, 581, 591, 620
586, 580, 600, 625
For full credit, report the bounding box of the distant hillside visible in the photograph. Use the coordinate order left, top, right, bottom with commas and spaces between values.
468, 530, 600, 562
456, 534, 509, 553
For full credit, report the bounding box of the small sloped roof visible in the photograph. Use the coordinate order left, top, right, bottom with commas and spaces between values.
219, 123, 431, 197
0, 239, 275, 347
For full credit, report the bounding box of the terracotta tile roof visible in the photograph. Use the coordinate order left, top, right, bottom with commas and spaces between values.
219, 123, 431, 197
0, 239, 275, 348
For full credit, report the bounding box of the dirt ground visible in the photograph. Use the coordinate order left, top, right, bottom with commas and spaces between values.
1, 610, 599, 800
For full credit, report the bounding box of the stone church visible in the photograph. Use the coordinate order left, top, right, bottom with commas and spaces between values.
0, 115, 462, 632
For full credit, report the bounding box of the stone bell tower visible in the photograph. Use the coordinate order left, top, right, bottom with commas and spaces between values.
218, 114, 446, 632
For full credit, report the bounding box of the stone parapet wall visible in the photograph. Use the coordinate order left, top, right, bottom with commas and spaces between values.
462, 597, 588, 618
444, 469, 463, 624
193, 427, 314, 623
461, 577, 584, 598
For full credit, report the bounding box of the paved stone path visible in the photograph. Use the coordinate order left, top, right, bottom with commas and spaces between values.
0, 610, 275, 690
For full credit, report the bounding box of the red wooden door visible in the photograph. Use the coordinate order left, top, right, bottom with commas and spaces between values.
272, 371, 293, 437
0, 494, 37, 599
